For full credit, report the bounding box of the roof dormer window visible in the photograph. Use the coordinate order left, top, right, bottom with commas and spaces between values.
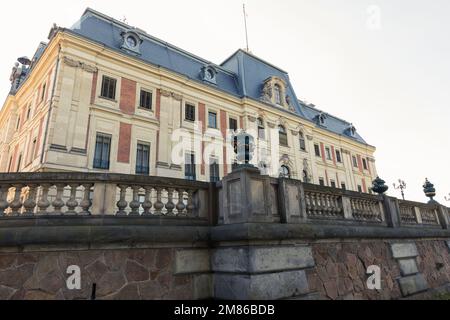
316, 112, 327, 126
274, 84, 282, 105
120, 30, 142, 55
346, 124, 357, 137
201, 65, 217, 85
260, 77, 288, 108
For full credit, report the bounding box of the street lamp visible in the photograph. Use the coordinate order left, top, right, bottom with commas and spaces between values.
393, 179, 406, 200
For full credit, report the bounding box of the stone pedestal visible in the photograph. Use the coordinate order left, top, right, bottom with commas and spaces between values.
218, 166, 279, 225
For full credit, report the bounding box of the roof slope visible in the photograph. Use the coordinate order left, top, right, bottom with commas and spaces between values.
66, 8, 369, 145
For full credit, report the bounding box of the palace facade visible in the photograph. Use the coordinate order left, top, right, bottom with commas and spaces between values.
0, 8, 378, 193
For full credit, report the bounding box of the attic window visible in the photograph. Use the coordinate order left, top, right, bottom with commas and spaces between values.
316, 112, 327, 126
121, 31, 142, 55
346, 124, 357, 137
201, 65, 217, 84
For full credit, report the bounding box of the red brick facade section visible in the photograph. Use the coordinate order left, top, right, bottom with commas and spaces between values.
90, 72, 98, 105
361, 179, 367, 193
320, 143, 326, 163
239, 116, 244, 129
220, 110, 228, 176
366, 157, 372, 175
331, 146, 337, 166
119, 78, 136, 115
117, 122, 132, 163
357, 155, 364, 174
198, 103, 206, 175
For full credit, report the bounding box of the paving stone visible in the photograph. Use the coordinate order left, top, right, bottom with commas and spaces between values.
398, 258, 419, 276
398, 274, 428, 297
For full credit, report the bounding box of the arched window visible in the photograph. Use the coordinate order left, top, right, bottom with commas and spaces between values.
279, 165, 290, 178
299, 131, 306, 151
257, 117, 265, 140
279, 125, 288, 146
274, 84, 282, 105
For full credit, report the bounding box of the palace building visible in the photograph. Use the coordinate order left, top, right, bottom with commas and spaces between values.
0, 8, 378, 193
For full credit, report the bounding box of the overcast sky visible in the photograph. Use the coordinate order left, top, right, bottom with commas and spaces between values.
1, 0, 449, 203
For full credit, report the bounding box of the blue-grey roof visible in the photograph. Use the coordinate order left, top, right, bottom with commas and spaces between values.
66, 8, 370, 145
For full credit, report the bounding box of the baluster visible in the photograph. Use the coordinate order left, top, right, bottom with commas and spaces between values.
311, 193, 318, 216
80, 184, 92, 216
351, 199, 357, 219
165, 189, 175, 216
176, 189, 186, 215
0, 185, 10, 216
52, 184, 66, 215
129, 186, 141, 216
153, 188, 164, 215
10, 184, 24, 216
37, 184, 51, 215
142, 186, 153, 216
23, 185, 37, 216
305, 193, 312, 216
186, 189, 195, 217
116, 185, 128, 216
319, 194, 325, 216
66, 184, 79, 215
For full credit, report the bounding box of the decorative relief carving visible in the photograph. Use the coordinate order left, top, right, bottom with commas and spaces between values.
62, 57, 97, 73
247, 115, 257, 122
171, 92, 183, 101
160, 89, 171, 97
267, 122, 276, 129
306, 135, 313, 141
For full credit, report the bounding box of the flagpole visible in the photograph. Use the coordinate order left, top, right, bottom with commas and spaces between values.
243, 4, 249, 52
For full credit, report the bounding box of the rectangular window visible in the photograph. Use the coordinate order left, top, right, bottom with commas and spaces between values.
257, 119, 265, 140
299, 135, 306, 151
100, 76, 117, 100
30, 138, 37, 161
208, 111, 217, 129
362, 158, 368, 170
357, 185, 363, 193
341, 183, 346, 191
93, 133, 111, 170
352, 155, 358, 168
185, 103, 195, 121
185, 153, 196, 181
336, 150, 342, 163
209, 158, 220, 182
314, 144, 321, 157
319, 178, 325, 186
330, 180, 336, 188
136, 143, 150, 175
41, 83, 46, 102
16, 154, 22, 172
325, 147, 332, 160
139, 90, 152, 110
229, 118, 238, 131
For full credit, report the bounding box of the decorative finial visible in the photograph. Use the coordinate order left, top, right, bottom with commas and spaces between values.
371, 176, 389, 195
232, 130, 256, 171
423, 178, 437, 204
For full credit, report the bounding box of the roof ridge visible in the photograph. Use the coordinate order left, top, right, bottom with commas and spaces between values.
81, 7, 238, 77
300, 100, 352, 126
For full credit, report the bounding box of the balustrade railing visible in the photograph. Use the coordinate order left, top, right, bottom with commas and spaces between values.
398, 200, 441, 227
350, 197, 383, 222
304, 189, 344, 219
0, 173, 210, 221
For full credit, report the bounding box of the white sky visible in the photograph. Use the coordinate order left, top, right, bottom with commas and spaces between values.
1, 0, 449, 203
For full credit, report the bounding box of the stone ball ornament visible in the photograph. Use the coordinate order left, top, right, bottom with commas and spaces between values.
232, 130, 256, 168
371, 176, 389, 195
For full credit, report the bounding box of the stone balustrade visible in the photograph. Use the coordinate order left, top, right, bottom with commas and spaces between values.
398, 200, 441, 227
0, 170, 448, 231
0, 173, 211, 221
